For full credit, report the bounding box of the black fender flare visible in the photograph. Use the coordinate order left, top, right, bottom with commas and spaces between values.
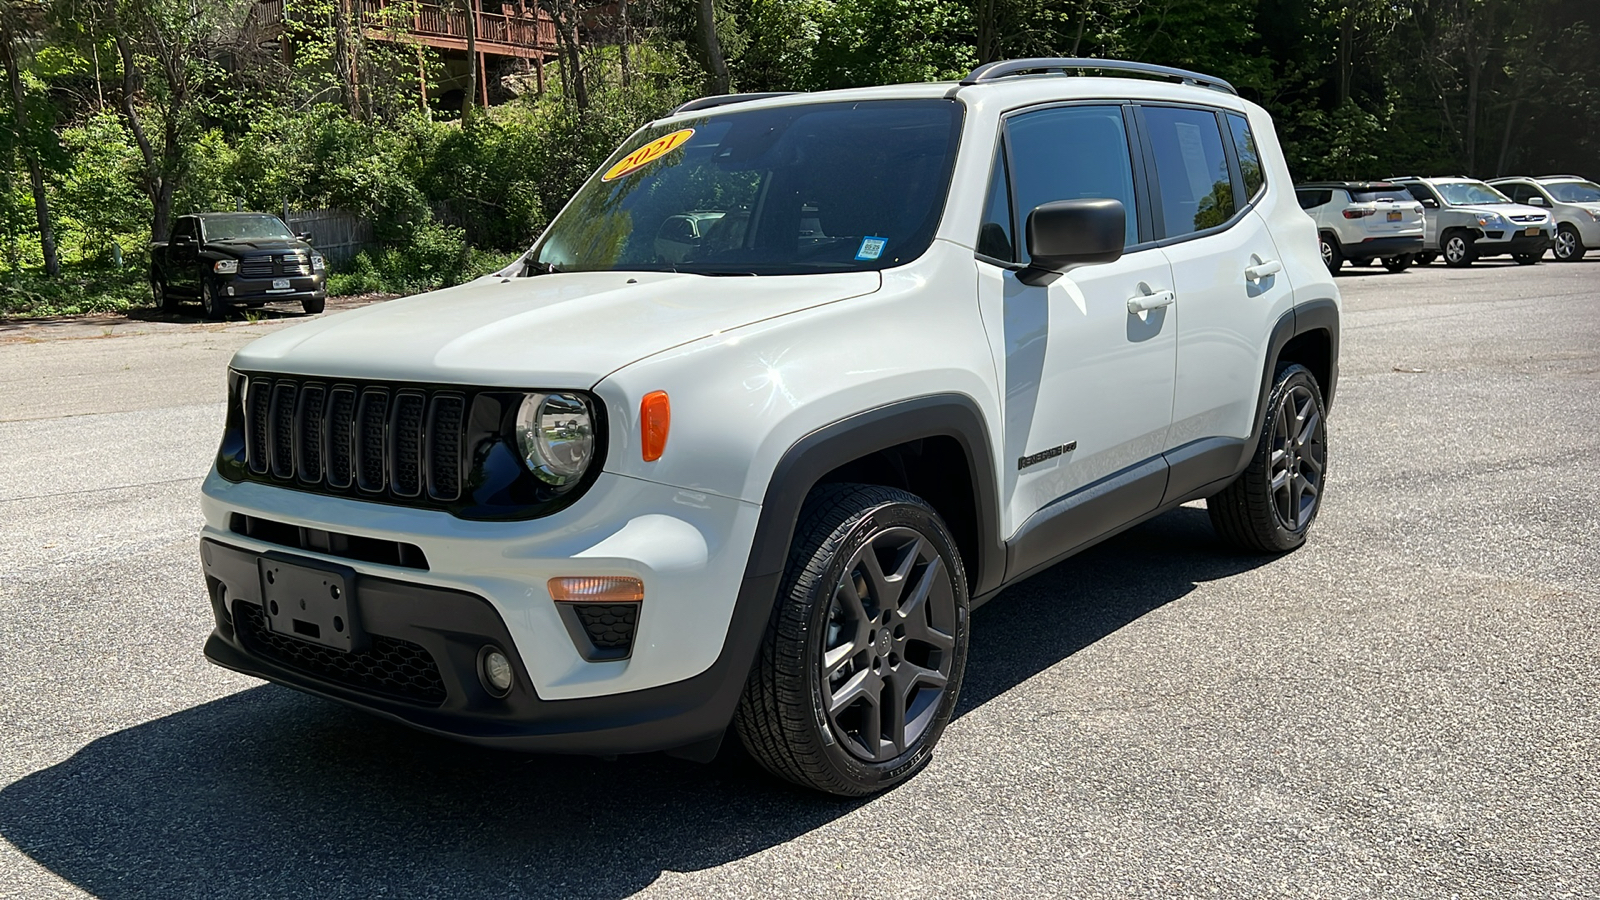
1243, 299, 1340, 466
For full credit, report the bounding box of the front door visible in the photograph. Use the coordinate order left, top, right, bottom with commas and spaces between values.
976, 103, 1177, 558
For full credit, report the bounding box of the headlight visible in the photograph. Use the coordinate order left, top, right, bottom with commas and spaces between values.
213, 259, 239, 274
312, 253, 326, 271
1475, 214, 1503, 228
514, 392, 595, 488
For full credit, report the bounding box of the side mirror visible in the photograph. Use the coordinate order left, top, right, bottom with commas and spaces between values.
173, 234, 194, 246
1019, 198, 1125, 286
1420, 198, 1438, 209
296, 232, 314, 243
1527, 196, 1547, 207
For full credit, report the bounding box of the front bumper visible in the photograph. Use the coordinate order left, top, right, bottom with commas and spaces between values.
1476, 228, 1554, 254
199, 470, 767, 754
214, 273, 327, 303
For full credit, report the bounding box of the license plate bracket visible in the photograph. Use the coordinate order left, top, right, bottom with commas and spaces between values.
271, 278, 291, 290
1525, 226, 1540, 236
1387, 210, 1402, 222
258, 554, 365, 652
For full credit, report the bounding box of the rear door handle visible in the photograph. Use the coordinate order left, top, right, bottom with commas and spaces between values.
1245, 259, 1283, 280
1127, 289, 1176, 314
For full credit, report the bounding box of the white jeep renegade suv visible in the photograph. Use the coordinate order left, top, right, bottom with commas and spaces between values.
198, 59, 1340, 796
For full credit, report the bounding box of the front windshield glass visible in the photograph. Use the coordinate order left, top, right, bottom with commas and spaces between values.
1435, 181, 1512, 205
206, 215, 296, 241
1547, 181, 1600, 203
531, 99, 963, 275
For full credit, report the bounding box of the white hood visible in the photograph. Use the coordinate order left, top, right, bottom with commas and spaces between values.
230, 269, 882, 387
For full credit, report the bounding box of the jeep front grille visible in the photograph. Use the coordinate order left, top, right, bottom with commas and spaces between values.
242, 374, 466, 504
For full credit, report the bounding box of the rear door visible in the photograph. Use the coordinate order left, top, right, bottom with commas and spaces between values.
170, 217, 200, 294
1139, 105, 1295, 501
1403, 183, 1443, 246
975, 103, 1177, 556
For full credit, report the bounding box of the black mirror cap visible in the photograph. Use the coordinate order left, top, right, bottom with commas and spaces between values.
297, 232, 314, 243
1421, 198, 1439, 208
1019, 198, 1125, 286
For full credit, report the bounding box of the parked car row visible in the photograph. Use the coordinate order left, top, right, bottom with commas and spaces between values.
1297, 174, 1600, 274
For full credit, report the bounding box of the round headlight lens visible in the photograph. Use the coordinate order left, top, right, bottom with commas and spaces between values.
515, 392, 595, 488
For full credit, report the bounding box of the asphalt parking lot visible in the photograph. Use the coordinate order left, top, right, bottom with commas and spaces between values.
2, 259, 1597, 899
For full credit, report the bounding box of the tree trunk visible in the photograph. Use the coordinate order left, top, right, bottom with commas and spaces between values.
552, 1, 586, 110
114, 34, 171, 242
1338, 8, 1353, 104
975, 0, 998, 64
1494, 95, 1519, 177
1, 20, 59, 276
619, 0, 630, 88
697, 0, 728, 95
462, 0, 478, 117
334, 0, 363, 119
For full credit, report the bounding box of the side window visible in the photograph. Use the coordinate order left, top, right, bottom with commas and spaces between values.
1225, 113, 1265, 200
1006, 105, 1140, 255
173, 218, 194, 240
976, 142, 1014, 262
1142, 106, 1236, 237
1404, 184, 1435, 205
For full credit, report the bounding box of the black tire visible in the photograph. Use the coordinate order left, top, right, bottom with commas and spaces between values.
1553, 224, 1586, 261
1512, 252, 1541, 266
1319, 234, 1343, 274
302, 294, 326, 314
200, 282, 225, 320
151, 273, 175, 312
1442, 231, 1476, 267
1207, 364, 1328, 553
1351, 257, 1373, 267
735, 483, 969, 796
1414, 251, 1437, 265
1382, 254, 1412, 273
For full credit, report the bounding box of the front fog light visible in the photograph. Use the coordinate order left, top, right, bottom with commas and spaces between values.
515, 392, 595, 488
479, 646, 513, 696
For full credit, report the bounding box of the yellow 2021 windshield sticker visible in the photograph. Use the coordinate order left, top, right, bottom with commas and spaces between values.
602, 129, 695, 182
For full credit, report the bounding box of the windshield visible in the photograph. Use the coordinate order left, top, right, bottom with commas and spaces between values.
1435, 181, 1511, 206
1546, 181, 1600, 203
205, 215, 296, 241
531, 99, 963, 275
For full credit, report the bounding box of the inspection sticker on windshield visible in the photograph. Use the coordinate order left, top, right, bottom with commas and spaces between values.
855, 236, 888, 260
602, 129, 695, 182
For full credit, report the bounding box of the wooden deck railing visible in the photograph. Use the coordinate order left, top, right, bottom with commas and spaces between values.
257, 0, 558, 59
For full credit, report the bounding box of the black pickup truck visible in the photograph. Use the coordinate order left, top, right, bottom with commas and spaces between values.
150, 213, 328, 318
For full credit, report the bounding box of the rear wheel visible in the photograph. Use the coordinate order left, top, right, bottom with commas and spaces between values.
1319, 234, 1343, 274
1442, 231, 1476, 267
1512, 252, 1541, 266
1553, 224, 1586, 261
151, 273, 175, 312
735, 483, 969, 796
1382, 254, 1413, 273
1207, 364, 1328, 553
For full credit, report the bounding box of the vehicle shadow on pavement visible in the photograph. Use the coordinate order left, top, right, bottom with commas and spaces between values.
0, 506, 1272, 899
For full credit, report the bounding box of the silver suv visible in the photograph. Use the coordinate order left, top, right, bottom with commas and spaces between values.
1296, 181, 1425, 274
1488, 176, 1600, 262
1389, 176, 1554, 267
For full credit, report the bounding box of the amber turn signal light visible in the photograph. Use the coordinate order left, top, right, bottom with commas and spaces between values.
640, 391, 670, 461
548, 576, 645, 603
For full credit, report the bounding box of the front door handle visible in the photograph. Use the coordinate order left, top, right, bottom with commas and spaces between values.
1244, 259, 1283, 280
1127, 289, 1176, 314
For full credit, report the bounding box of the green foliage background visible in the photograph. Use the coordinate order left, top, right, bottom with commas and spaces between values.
0, 0, 1594, 316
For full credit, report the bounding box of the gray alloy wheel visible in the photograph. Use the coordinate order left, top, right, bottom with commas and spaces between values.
1207, 364, 1328, 553
1443, 232, 1475, 267
1554, 224, 1586, 261
1320, 234, 1342, 273
735, 483, 969, 796
201, 282, 224, 319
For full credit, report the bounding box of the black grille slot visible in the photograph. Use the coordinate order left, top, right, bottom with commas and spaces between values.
390, 392, 426, 497
240, 257, 276, 278
234, 602, 446, 705
296, 384, 326, 482
269, 382, 297, 479
229, 513, 429, 570
426, 394, 464, 501
280, 253, 312, 276
355, 389, 389, 492
246, 380, 271, 475
326, 386, 357, 489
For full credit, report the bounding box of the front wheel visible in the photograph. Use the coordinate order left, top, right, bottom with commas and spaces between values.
1320, 234, 1343, 274
735, 483, 969, 796
1553, 224, 1586, 261
1382, 254, 1413, 273
1513, 252, 1541, 266
1442, 232, 1476, 267
1207, 364, 1328, 553
302, 294, 326, 314
200, 282, 225, 320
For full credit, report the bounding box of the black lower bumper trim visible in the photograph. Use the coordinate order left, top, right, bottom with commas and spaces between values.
199, 538, 771, 756
1346, 235, 1424, 257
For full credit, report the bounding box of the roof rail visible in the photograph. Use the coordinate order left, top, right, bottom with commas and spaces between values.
671, 92, 797, 115
960, 57, 1237, 95
1537, 174, 1585, 180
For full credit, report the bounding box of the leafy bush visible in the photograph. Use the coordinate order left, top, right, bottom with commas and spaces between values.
0, 265, 150, 318
327, 222, 519, 297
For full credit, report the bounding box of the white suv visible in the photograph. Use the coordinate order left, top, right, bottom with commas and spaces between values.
1296, 181, 1425, 273
1488, 176, 1600, 262
197, 59, 1340, 796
